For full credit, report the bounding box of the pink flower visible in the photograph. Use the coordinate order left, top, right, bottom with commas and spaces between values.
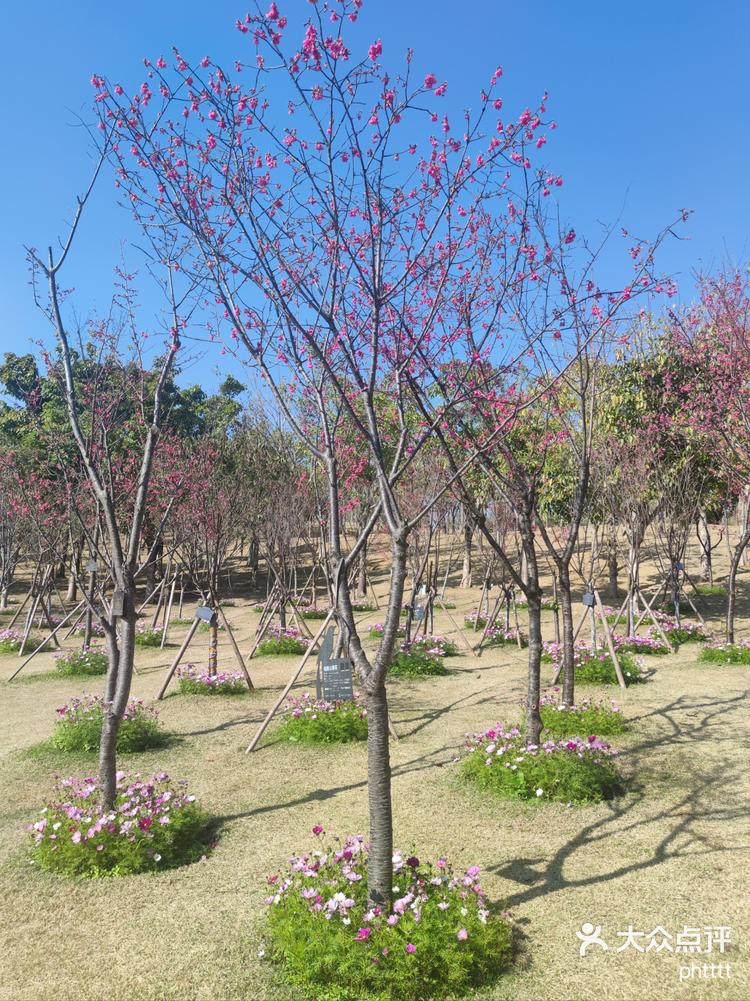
457, 928, 468, 940
312, 825, 324, 836
368, 40, 382, 61
424, 73, 437, 89
355, 927, 372, 941
405, 943, 416, 954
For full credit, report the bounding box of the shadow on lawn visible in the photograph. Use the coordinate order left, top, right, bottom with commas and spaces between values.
487, 689, 750, 909
218, 742, 458, 824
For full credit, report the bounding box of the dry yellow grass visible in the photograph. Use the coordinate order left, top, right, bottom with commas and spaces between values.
0, 556, 748, 1001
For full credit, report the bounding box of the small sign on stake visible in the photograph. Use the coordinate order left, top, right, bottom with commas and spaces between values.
196, 605, 218, 626
582, 591, 596, 608
85, 559, 98, 573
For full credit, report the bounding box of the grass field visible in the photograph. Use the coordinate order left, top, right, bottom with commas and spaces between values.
1, 565, 748, 1001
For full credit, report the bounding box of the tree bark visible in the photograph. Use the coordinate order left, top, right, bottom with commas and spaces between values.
365, 682, 393, 909
607, 523, 619, 597
697, 511, 712, 583
460, 506, 474, 588
557, 564, 575, 708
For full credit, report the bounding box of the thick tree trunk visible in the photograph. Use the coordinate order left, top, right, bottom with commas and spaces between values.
726, 534, 750, 643
525, 588, 543, 746
0, 588, 7, 611
99, 598, 137, 809
557, 564, 575, 708
365, 682, 393, 909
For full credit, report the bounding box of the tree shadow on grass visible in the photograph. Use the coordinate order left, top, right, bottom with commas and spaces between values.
218, 743, 458, 825
484, 691, 750, 909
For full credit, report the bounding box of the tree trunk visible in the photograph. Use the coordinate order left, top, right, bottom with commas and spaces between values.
557, 564, 575, 708
697, 511, 712, 583
208, 619, 218, 675
357, 538, 368, 598
99, 597, 137, 809
0, 588, 7, 611
726, 534, 750, 643
607, 523, 619, 596
460, 508, 474, 588
365, 682, 393, 910
525, 588, 543, 746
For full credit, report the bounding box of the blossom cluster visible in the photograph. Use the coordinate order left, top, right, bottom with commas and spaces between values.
612, 633, 671, 655
265, 623, 304, 642
177, 665, 247, 693
465, 723, 618, 767
28, 771, 205, 875
282, 691, 365, 720
397, 635, 454, 658
537, 690, 622, 715
0, 627, 23, 650
55, 694, 158, 724
266, 832, 491, 938
369, 622, 406, 638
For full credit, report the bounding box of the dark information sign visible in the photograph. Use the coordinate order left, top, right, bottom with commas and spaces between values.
321, 657, 354, 701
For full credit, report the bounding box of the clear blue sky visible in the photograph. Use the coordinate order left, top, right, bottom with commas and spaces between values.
2, 0, 748, 391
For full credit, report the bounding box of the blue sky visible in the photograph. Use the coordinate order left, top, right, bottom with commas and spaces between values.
2, 0, 748, 391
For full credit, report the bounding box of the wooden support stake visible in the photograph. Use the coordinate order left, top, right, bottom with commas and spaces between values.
246, 609, 335, 752
160, 577, 177, 648
8, 600, 86, 681
217, 603, 254, 690
594, 589, 627, 689
157, 617, 201, 700
436, 598, 479, 657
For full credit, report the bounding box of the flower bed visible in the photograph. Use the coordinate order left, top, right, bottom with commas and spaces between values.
613, 633, 671, 656
69, 620, 106, 639
29, 772, 211, 877
134, 625, 164, 647
389, 636, 456, 678
516, 597, 559, 612
262, 830, 512, 1001
0, 628, 52, 654
0, 627, 24, 654
369, 622, 406, 639
177, 666, 248, 695
461, 724, 623, 803
300, 606, 332, 620
698, 641, 750, 665
351, 600, 376, 613
258, 624, 307, 655
483, 625, 527, 648
659, 618, 708, 645
536, 691, 628, 737
276, 693, 368, 744
51, 696, 167, 753
54, 648, 108, 677
542, 642, 645, 685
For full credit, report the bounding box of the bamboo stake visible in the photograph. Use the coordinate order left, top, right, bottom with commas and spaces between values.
594, 589, 627, 689
157, 617, 201, 700
246, 609, 335, 752
217, 603, 254, 689
8, 600, 86, 681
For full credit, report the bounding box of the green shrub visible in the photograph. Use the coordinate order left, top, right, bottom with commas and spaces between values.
698, 642, 750, 665
461, 725, 623, 803
134, 626, 164, 647
275, 694, 368, 744
263, 832, 513, 1001
176, 666, 249, 694
29, 772, 212, 877
390, 647, 447, 678
0, 628, 52, 654
50, 696, 167, 753
575, 650, 645, 686
54, 649, 108, 676
537, 692, 628, 737
300, 607, 332, 620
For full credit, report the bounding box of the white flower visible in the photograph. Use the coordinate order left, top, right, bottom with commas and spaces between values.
153, 853, 162, 862
535, 788, 544, 797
